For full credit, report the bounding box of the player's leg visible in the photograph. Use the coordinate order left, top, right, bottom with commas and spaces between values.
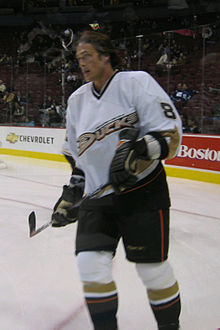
77, 251, 118, 330
121, 208, 181, 330
75, 201, 120, 330
136, 261, 180, 330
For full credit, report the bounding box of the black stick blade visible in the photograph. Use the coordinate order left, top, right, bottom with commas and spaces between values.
28, 211, 36, 237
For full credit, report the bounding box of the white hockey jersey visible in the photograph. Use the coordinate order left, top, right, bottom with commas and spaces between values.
66, 71, 182, 196
62, 132, 72, 157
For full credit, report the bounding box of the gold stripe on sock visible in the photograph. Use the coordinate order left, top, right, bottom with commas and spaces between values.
147, 281, 179, 301
83, 281, 116, 294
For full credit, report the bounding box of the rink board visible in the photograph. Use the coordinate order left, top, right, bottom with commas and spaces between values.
0, 126, 219, 184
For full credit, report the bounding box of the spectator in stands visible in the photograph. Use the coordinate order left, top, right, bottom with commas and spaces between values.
177, 52, 187, 65
66, 71, 82, 92
0, 80, 6, 97
0, 54, 7, 64
180, 113, 190, 133
16, 91, 28, 106
2, 90, 16, 121
13, 99, 25, 118
39, 96, 62, 127
66, 71, 78, 84
187, 117, 201, 134
156, 50, 168, 66
48, 100, 62, 127
170, 83, 199, 104
41, 95, 53, 109
39, 95, 53, 127
182, 83, 199, 101
170, 83, 184, 103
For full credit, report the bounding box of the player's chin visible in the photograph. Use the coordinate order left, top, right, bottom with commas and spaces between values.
83, 71, 91, 80
84, 74, 92, 82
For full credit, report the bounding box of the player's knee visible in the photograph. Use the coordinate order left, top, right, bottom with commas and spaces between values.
135, 260, 176, 289
77, 251, 113, 283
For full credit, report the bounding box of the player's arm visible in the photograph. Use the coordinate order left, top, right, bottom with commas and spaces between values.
62, 132, 76, 173
109, 101, 182, 193
134, 124, 181, 161
51, 166, 85, 227
132, 75, 182, 163
52, 100, 84, 227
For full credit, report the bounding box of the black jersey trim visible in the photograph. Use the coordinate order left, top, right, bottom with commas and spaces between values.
92, 70, 120, 99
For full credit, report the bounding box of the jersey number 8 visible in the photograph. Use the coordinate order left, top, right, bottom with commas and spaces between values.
161, 102, 176, 119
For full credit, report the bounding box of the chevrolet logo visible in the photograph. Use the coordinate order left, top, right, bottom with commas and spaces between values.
6, 133, 19, 144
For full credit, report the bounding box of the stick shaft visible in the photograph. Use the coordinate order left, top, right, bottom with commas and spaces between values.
28, 183, 112, 237
30, 221, 52, 237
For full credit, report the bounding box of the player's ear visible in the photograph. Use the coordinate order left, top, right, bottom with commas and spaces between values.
102, 54, 110, 63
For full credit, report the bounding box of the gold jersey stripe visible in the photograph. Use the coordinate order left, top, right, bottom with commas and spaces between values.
162, 125, 181, 159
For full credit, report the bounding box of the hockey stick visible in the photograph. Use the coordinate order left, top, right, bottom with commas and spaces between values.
28, 182, 111, 238
28, 211, 51, 237
61, 28, 74, 51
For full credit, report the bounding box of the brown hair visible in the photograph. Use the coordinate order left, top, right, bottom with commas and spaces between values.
76, 30, 121, 69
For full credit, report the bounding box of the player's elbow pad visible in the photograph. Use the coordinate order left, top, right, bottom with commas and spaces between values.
135, 132, 169, 160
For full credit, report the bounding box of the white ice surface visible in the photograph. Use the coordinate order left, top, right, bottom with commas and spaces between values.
0, 155, 220, 330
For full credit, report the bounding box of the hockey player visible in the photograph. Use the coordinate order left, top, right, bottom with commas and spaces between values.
51, 30, 182, 330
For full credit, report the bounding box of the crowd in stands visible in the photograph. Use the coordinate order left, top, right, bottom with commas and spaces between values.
0, 83, 25, 123
169, 82, 201, 133
180, 114, 201, 133
0, 78, 64, 127
24, 0, 165, 10
39, 95, 63, 127
0, 12, 219, 133
19, 0, 218, 12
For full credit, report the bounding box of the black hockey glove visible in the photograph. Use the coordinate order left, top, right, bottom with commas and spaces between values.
110, 128, 170, 193
109, 127, 141, 193
51, 177, 84, 227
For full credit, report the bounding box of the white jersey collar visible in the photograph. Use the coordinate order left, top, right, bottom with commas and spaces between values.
92, 70, 119, 99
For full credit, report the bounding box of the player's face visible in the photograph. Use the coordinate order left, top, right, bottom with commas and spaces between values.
76, 43, 109, 83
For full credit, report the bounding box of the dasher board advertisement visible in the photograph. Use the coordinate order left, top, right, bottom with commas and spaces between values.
165, 134, 220, 172
0, 126, 65, 155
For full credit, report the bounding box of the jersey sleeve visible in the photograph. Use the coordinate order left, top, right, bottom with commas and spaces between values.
65, 96, 82, 169
132, 72, 182, 159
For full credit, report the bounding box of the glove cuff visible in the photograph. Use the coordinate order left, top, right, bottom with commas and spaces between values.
136, 132, 169, 160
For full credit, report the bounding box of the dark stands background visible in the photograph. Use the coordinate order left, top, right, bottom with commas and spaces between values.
0, 0, 219, 134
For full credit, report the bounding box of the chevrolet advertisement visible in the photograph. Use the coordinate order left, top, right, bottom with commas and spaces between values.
0, 126, 65, 154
